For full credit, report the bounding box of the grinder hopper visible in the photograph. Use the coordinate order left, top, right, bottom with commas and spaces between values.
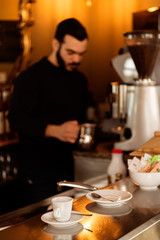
114, 31, 160, 151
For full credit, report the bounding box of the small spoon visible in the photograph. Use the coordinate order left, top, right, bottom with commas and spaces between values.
72, 212, 92, 216
91, 192, 117, 202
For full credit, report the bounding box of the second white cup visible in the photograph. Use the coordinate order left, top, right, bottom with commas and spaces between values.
51, 196, 73, 222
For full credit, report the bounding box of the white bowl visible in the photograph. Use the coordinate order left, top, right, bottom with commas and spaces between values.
129, 170, 160, 190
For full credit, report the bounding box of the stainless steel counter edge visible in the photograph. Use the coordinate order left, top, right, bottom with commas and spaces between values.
119, 213, 160, 240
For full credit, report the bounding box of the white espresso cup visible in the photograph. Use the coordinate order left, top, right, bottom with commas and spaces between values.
51, 196, 73, 222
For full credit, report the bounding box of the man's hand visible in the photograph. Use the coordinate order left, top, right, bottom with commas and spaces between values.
45, 120, 80, 143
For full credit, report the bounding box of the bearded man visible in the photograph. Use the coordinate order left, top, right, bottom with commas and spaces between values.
8, 18, 88, 205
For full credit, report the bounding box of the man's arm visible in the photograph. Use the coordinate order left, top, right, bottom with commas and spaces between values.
45, 120, 80, 143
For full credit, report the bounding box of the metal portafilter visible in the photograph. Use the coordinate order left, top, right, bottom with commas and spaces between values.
57, 180, 99, 191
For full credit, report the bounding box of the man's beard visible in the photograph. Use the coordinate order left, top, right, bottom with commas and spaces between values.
56, 48, 80, 71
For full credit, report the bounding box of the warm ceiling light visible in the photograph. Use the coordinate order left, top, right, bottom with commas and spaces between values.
85, 0, 93, 7
148, 6, 159, 12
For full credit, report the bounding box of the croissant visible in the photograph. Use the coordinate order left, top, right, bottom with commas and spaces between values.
139, 162, 152, 173
150, 161, 160, 173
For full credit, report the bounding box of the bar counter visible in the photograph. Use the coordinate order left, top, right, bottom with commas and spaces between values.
0, 177, 160, 239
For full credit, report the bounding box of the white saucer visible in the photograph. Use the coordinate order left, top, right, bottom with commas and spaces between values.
86, 202, 132, 216
86, 189, 132, 207
41, 211, 84, 228
42, 222, 83, 235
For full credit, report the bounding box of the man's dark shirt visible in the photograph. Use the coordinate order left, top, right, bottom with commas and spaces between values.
8, 57, 88, 203
9, 57, 87, 138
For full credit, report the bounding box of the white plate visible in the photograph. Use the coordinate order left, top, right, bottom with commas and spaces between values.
42, 222, 83, 236
41, 211, 84, 228
86, 189, 133, 207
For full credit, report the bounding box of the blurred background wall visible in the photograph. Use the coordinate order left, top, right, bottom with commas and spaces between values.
1, 0, 160, 102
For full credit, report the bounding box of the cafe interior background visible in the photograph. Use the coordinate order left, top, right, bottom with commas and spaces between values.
1, 0, 160, 102
0, 0, 160, 213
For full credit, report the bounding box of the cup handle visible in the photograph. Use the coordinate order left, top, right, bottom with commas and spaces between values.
53, 208, 61, 219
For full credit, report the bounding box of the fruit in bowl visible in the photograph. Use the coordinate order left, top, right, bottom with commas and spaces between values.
128, 154, 160, 190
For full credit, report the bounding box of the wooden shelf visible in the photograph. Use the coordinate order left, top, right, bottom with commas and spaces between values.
0, 137, 19, 147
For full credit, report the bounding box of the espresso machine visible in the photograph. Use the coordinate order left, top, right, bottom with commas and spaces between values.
113, 30, 160, 151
